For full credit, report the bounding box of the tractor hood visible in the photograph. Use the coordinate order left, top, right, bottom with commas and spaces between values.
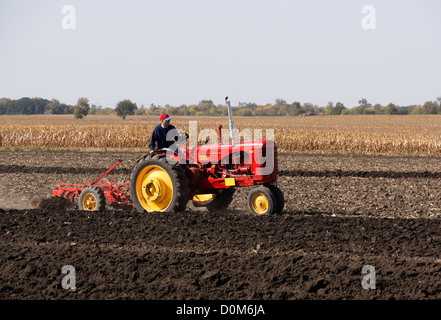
187, 139, 277, 165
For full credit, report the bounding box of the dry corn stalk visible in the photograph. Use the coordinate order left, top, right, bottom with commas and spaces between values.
1, 114, 441, 155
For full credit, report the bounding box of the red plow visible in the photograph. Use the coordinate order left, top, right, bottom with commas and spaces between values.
51, 160, 132, 211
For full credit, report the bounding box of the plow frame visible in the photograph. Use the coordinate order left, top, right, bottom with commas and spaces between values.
51, 160, 133, 208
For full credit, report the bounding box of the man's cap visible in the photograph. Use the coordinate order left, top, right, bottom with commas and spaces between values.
160, 113, 170, 121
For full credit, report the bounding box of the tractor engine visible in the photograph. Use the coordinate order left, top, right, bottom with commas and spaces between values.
183, 138, 282, 215
185, 139, 278, 193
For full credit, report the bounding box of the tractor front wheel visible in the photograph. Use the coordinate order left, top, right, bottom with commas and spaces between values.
247, 186, 277, 216
269, 184, 284, 214
78, 186, 106, 211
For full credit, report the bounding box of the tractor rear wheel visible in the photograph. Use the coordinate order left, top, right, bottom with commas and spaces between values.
78, 186, 106, 211
247, 186, 277, 216
130, 154, 189, 213
206, 188, 235, 212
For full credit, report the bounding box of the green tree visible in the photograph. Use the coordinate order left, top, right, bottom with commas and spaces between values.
236, 108, 253, 116
134, 104, 146, 115
373, 104, 383, 114
288, 102, 301, 116
89, 104, 96, 115
364, 107, 376, 115
74, 97, 90, 119
333, 102, 346, 115
199, 99, 214, 114
115, 99, 137, 119
32, 97, 51, 114
397, 106, 409, 115
165, 105, 178, 115
358, 98, 368, 107
411, 105, 422, 114
0, 98, 10, 115
384, 103, 398, 115
47, 98, 60, 114
187, 104, 198, 115
240, 102, 257, 116
421, 101, 439, 114
353, 105, 365, 115
325, 102, 334, 115
275, 98, 287, 106
303, 103, 314, 112
179, 104, 187, 116
264, 104, 278, 116
55, 99, 67, 114
15, 97, 34, 114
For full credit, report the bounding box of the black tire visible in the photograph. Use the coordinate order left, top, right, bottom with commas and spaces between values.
130, 153, 189, 213
247, 186, 277, 216
269, 184, 284, 214
78, 186, 106, 211
206, 188, 235, 213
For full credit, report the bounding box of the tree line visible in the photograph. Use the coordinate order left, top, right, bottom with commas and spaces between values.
1, 96, 440, 119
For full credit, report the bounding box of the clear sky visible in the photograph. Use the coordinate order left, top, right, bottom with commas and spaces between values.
1, 0, 440, 108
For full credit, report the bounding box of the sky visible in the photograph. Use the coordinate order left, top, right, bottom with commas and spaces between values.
1, 0, 440, 109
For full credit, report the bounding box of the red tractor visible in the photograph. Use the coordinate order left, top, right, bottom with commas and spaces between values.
51, 98, 284, 215
129, 97, 284, 215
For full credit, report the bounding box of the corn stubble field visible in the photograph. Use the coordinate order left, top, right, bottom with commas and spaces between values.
2, 114, 441, 301
2, 114, 441, 155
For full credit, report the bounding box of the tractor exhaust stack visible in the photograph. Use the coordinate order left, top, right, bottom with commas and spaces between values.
225, 96, 236, 147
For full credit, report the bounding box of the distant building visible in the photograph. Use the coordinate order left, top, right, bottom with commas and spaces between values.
299, 111, 318, 117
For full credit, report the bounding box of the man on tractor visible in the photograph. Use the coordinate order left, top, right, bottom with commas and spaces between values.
149, 113, 180, 154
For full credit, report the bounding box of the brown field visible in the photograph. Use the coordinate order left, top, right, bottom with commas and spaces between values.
2, 115, 441, 306
2, 151, 441, 302
2, 114, 441, 155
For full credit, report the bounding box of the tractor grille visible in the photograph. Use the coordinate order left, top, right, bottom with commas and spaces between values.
273, 143, 278, 177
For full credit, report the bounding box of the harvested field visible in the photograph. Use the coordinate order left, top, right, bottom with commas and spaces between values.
2, 150, 441, 304
3, 114, 441, 155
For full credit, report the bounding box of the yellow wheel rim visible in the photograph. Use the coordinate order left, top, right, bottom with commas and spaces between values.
136, 165, 173, 212
251, 192, 269, 215
82, 193, 97, 211
192, 194, 216, 206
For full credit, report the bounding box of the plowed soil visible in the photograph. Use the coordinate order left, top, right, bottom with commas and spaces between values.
2, 151, 441, 300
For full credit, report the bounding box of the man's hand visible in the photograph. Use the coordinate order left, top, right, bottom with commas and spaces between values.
149, 149, 155, 155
